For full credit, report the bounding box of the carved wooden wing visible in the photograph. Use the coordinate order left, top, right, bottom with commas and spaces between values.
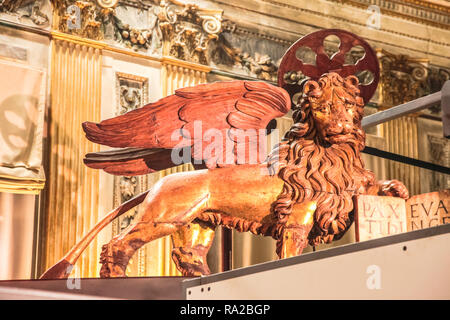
83, 80, 291, 175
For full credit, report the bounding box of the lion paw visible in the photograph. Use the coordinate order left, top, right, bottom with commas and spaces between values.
378, 180, 409, 199
172, 247, 211, 276
99, 243, 127, 278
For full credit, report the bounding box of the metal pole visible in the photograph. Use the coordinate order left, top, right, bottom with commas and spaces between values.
361, 91, 442, 129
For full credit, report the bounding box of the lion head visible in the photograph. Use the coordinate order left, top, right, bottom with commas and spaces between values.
305, 74, 365, 146
268, 72, 376, 246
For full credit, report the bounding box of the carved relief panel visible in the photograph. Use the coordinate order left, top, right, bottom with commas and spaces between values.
112, 72, 148, 233
112, 72, 148, 276
0, 0, 51, 27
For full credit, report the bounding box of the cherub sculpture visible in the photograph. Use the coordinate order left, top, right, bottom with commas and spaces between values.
41, 29, 408, 279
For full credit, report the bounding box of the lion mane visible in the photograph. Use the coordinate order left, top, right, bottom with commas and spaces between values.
268, 73, 376, 246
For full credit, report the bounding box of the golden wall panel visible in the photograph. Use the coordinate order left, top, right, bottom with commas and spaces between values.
41, 38, 102, 278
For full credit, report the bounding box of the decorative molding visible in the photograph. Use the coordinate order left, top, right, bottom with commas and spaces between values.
330, 0, 450, 30
110, 1, 161, 51
221, 20, 291, 46
52, 30, 164, 62
51, 30, 106, 48
52, 29, 218, 72
211, 29, 372, 82
110, 72, 150, 276
253, 0, 450, 49
161, 56, 212, 73
262, 0, 450, 31
51, 0, 223, 63
114, 175, 140, 231
115, 72, 148, 113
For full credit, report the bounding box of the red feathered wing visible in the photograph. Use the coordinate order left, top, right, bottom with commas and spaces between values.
83, 80, 291, 175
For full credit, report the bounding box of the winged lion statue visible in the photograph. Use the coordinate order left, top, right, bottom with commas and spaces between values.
41, 29, 408, 279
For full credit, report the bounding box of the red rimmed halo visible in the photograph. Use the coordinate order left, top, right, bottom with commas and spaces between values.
278, 29, 380, 104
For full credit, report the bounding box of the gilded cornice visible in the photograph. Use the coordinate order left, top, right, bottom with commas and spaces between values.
51, 30, 106, 49
161, 56, 212, 72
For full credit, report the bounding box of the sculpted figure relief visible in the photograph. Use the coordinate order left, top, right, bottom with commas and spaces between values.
40, 30, 409, 279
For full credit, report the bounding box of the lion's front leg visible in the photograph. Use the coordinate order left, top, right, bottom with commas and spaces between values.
276, 201, 316, 259
171, 219, 216, 276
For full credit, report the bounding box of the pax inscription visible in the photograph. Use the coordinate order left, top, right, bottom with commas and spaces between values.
354, 195, 407, 241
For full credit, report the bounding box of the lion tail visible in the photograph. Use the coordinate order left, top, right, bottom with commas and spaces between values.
39, 190, 149, 279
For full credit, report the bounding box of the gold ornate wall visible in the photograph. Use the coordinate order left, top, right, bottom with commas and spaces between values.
41, 34, 102, 277
1, 0, 449, 279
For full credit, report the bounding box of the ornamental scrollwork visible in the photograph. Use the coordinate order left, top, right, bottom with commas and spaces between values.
96, 0, 118, 8
51, 0, 223, 61
159, 1, 223, 64
378, 50, 429, 107
378, 49, 450, 113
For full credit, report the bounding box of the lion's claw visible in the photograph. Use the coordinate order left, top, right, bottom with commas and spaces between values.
379, 180, 409, 199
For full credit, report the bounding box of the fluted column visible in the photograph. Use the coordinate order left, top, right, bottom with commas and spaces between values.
41, 35, 102, 278
162, 59, 210, 96
381, 117, 420, 196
